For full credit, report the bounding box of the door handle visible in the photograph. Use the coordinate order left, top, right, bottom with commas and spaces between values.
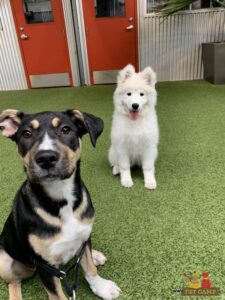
126, 25, 134, 30
20, 33, 28, 40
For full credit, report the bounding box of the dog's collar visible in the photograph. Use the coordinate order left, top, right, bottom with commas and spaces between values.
34, 241, 88, 299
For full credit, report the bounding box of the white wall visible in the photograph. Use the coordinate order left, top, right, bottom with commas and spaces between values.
138, 2, 225, 81
61, 0, 81, 86
0, 0, 27, 91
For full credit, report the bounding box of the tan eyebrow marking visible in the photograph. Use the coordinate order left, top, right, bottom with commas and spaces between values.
52, 117, 61, 127
30, 119, 40, 129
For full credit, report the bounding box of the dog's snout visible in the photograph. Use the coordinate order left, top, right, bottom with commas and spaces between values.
132, 103, 139, 111
35, 150, 59, 169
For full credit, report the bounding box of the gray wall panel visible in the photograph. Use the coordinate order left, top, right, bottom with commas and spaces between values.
0, 0, 27, 90
138, 2, 225, 81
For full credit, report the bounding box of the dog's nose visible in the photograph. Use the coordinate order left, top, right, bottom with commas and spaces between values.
35, 150, 59, 169
132, 103, 139, 110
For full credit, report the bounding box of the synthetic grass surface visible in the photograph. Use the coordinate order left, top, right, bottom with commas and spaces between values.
0, 81, 225, 299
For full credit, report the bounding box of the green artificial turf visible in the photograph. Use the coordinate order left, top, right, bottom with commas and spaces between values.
0, 81, 225, 299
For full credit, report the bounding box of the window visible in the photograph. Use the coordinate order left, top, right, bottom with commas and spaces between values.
95, 0, 125, 18
191, 0, 220, 9
146, 0, 221, 13
146, 0, 166, 13
23, 0, 53, 24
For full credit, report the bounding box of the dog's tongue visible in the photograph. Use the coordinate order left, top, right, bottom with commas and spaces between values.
130, 111, 138, 121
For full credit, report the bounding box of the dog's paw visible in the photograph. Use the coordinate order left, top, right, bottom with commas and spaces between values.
92, 249, 107, 266
145, 178, 157, 190
112, 166, 120, 176
89, 275, 121, 300
121, 177, 133, 188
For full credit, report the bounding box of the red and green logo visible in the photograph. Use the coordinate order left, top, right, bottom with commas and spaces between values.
174, 271, 220, 296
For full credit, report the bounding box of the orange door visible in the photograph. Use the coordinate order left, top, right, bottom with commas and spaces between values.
82, 0, 138, 84
10, 0, 72, 88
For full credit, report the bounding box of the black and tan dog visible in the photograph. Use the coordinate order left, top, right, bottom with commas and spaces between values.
0, 109, 121, 300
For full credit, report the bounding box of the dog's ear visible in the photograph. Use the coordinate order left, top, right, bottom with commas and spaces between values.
117, 64, 135, 84
67, 110, 104, 147
141, 66, 157, 87
0, 109, 24, 138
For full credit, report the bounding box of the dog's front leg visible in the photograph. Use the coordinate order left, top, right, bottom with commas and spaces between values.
81, 242, 121, 300
8, 282, 23, 300
120, 168, 133, 188
36, 266, 67, 300
142, 145, 158, 189
117, 151, 133, 188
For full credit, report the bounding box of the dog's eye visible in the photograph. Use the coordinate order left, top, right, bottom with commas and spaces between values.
22, 130, 32, 139
140, 93, 144, 96
61, 126, 71, 135
127, 92, 132, 96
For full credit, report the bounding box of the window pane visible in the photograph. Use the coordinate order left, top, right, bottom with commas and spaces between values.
191, 0, 220, 9
95, 0, 125, 18
23, 0, 54, 24
146, 0, 221, 13
146, 0, 165, 13
192, 0, 209, 9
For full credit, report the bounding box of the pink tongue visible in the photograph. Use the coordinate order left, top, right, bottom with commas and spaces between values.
130, 111, 138, 121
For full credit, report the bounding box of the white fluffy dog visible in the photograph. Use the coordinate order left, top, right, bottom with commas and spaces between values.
108, 64, 159, 189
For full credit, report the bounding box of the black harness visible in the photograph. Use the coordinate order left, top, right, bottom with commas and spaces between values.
35, 241, 87, 300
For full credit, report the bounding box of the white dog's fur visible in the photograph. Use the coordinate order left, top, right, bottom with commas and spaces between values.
108, 64, 159, 189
